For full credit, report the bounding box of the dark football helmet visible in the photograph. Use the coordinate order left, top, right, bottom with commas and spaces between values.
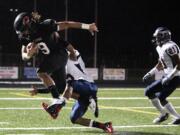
13, 12, 39, 36
152, 27, 171, 46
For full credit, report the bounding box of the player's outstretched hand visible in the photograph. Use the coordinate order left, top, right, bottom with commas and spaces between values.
142, 73, 152, 83
29, 85, 38, 96
89, 23, 99, 36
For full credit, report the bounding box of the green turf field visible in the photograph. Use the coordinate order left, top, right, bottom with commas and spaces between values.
0, 88, 179, 135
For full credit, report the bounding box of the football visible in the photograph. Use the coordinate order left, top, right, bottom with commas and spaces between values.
26, 42, 39, 56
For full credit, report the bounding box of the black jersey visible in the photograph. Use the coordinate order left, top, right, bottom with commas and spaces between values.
18, 19, 69, 55
18, 19, 69, 73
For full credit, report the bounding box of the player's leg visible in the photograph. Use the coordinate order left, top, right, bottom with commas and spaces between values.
39, 50, 68, 99
37, 64, 63, 118
144, 79, 168, 123
71, 80, 99, 117
41, 84, 79, 119
37, 72, 60, 98
29, 85, 50, 96
36, 57, 62, 99
51, 67, 67, 94
70, 100, 113, 133
159, 76, 180, 124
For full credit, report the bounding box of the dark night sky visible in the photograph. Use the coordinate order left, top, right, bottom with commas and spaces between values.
0, 0, 180, 68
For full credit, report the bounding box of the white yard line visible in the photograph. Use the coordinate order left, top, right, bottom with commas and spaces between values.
0, 107, 71, 110
99, 97, 180, 100
0, 81, 43, 85
6, 134, 44, 135
0, 124, 178, 131
113, 124, 179, 128
0, 98, 51, 100
0, 97, 180, 100
0, 87, 180, 91
0, 106, 180, 110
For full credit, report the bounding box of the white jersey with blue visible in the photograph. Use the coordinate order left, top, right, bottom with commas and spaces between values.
66, 54, 94, 83
156, 41, 180, 76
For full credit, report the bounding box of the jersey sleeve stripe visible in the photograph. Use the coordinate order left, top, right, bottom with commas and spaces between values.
175, 45, 179, 54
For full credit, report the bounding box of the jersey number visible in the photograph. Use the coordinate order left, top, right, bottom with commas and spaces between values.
37, 42, 50, 55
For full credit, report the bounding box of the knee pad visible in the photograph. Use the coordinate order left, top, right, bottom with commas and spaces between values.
144, 87, 155, 99
159, 97, 168, 106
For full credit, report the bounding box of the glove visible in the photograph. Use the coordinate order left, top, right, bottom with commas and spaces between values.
161, 76, 170, 85
142, 73, 152, 83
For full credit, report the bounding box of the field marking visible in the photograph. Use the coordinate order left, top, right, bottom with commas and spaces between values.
0, 97, 180, 100
100, 105, 158, 115
0, 106, 159, 116
1, 87, 180, 91
0, 98, 51, 100
114, 124, 179, 128
0, 106, 180, 110
6, 134, 44, 135
0, 93, 178, 116
0, 124, 178, 131
11, 93, 45, 99
98, 97, 180, 100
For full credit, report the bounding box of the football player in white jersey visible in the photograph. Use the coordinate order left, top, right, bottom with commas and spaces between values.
62, 50, 113, 133
143, 27, 180, 125
31, 50, 113, 133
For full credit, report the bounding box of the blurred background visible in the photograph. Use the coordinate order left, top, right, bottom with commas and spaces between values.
0, 0, 179, 86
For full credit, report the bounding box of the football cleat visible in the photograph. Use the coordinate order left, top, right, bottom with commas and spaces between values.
103, 122, 114, 133
153, 113, 169, 124
169, 118, 180, 125
42, 101, 65, 119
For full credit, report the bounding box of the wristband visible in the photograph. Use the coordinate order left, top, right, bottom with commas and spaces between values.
81, 23, 90, 30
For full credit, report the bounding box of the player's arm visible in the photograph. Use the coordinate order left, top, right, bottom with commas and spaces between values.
142, 60, 163, 83
66, 44, 77, 61
56, 21, 98, 35
21, 42, 38, 61
162, 54, 180, 85
161, 45, 180, 85
167, 54, 180, 77
146, 60, 163, 76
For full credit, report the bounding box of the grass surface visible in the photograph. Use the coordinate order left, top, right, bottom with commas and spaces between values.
0, 88, 179, 135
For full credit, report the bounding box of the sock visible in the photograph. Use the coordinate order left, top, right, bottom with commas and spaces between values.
89, 120, 93, 127
51, 97, 67, 107
37, 88, 50, 93
164, 102, 180, 119
92, 121, 105, 129
151, 98, 166, 115
48, 85, 59, 99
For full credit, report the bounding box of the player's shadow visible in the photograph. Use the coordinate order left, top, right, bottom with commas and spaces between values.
85, 131, 175, 135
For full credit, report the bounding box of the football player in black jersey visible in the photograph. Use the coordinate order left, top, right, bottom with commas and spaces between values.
14, 12, 98, 116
